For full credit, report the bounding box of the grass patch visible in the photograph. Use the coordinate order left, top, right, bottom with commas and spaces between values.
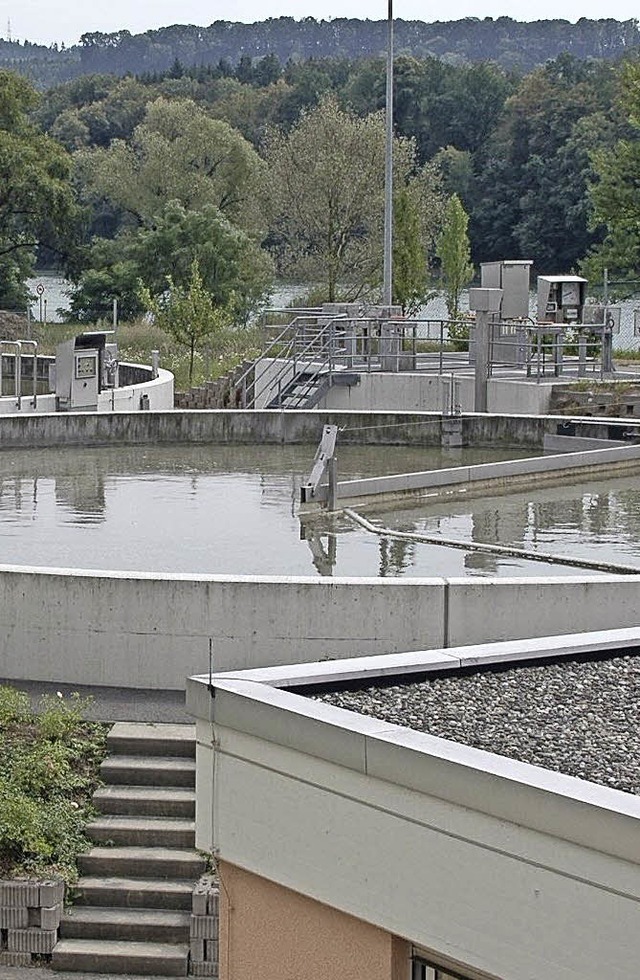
30, 319, 264, 391
0, 686, 108, 884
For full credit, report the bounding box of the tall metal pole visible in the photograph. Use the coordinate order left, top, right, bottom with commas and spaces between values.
383, 0, 394, 308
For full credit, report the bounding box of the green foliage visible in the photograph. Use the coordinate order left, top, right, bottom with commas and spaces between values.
0, 70, 79, 309
472, 56, 619, 270
261, 95, 444, 302
0, 686, 31, 727
436, 194, 474, 319
583, 61, 640, 282
393, 185, 431, 316
140, 259, 235, 383
75, 96, 265, 233
0, 687, 106, 882
68, 202, 272, 325
65, 241, 145, 322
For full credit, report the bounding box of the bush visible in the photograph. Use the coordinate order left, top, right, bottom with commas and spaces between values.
0, 687, 107, 882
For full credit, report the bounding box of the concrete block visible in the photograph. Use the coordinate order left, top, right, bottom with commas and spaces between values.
191, 888, 208, 916
0, 906, 29, 928
30, 904, 62, 930
190, 963, 218, 977
7, 927, 58, 953
205, 940, 218, 962
0, 950, 32, 966
0, 880, 40, 907
190, 938, 205, 962
190, 914, 217, 939
207, 891, 219, 916
39, 879, 65, 907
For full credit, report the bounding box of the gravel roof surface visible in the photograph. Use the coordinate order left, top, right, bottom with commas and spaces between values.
314, 655, 640, 795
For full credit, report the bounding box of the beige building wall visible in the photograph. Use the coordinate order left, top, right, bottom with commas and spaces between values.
218, 860, 410, 980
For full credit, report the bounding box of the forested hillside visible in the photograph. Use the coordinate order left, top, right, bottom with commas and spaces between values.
1, 17, 639, 87
3, 37, 640, 331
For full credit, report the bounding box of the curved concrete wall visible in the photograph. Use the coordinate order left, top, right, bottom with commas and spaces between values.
0, 407, 557, 450
0, 363, 174, 415
1, 565, 640, 691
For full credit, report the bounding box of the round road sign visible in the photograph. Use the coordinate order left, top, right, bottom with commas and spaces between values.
36, 283, 45, 295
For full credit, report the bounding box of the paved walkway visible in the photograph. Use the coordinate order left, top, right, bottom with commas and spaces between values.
0, 677, 189, 723
10, 971, 172, 980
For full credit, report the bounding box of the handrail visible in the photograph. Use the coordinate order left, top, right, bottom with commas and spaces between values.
20, 340, 38, 409
0, 341, 22, 408
233, 319, 297, 408
234, 313, 348, 409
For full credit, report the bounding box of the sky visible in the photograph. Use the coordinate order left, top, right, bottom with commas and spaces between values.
5, 0, 639, 48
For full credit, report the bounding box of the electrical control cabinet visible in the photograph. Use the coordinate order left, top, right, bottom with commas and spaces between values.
537, 276, 587, 324
55, 332, 112, 411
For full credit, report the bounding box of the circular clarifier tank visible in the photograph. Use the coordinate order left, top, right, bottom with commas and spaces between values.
0, 441, 636, 578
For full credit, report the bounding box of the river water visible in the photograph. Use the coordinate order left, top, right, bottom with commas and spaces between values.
0, 442, 632, 578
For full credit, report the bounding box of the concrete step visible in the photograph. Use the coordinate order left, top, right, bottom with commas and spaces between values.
61, 906, 191, 943
79, 847, 207, 881
52, 938, 189, 976
100, 756, 196, 788
87, 815, 195, 849
94, 786, 195, 818
74, 877, 194, 910
107, 722, 195, 759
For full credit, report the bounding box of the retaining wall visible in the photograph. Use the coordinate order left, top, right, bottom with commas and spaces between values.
0, 878, 64, 967
317, 372, 554, 416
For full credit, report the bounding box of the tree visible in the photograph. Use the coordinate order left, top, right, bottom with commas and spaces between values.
393, 163, 445, 315
74, 97, 265, 234
261, 95, 443, 302
436, 194, 474, 318
140, 260, 234, 383
67, 201, 273, 324
0, 70, 78, 308
472, 57, 619, 271
582, 61, 640, 284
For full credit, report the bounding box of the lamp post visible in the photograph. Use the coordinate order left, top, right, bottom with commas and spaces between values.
383, 0, 394, 308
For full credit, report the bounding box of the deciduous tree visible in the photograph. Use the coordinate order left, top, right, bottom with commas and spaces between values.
436, 194, 474, 318
261, 95, 443, 302
0, 70, 78, 308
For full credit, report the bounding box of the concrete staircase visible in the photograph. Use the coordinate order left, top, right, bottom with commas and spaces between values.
53, 722, 203, 977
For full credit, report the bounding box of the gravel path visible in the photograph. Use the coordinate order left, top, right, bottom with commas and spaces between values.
316, 655, 640, 795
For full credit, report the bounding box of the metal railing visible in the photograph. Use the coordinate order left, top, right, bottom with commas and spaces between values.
233, 311, 626, 410
0, 341, 40, 410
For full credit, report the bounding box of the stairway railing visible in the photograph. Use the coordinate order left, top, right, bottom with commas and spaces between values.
235, 313, 348, 409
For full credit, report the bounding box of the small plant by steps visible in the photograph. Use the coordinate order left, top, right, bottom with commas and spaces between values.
0, 686, 107, 884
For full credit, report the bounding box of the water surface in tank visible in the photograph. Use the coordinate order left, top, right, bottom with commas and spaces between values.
0, 442, 624, 578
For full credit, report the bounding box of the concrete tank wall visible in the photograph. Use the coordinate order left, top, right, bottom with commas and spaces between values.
1, 566, 639, 690
0, 364, 174, 415
0, 408, 562, 451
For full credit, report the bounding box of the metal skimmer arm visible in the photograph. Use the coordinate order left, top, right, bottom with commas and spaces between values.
300, 424, 338, 503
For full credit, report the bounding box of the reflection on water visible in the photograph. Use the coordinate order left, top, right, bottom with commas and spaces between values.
377, 477, 640, 572
0, 442, 633, 577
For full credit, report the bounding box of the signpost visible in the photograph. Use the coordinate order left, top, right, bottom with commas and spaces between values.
36, 282, 45, 324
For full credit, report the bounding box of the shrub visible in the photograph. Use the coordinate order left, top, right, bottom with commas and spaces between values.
0, 686, 107, 882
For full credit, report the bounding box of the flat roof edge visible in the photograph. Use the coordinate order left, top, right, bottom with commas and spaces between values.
187, 628, 640, 862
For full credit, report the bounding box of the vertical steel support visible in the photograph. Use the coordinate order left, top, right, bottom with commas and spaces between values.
383, 0, 394, 307
327, 456, 338, 512
474, 311, 489, 413
578, 333, 587, 377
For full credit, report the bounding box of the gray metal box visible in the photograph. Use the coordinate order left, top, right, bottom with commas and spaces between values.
480, 260, 532, 319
